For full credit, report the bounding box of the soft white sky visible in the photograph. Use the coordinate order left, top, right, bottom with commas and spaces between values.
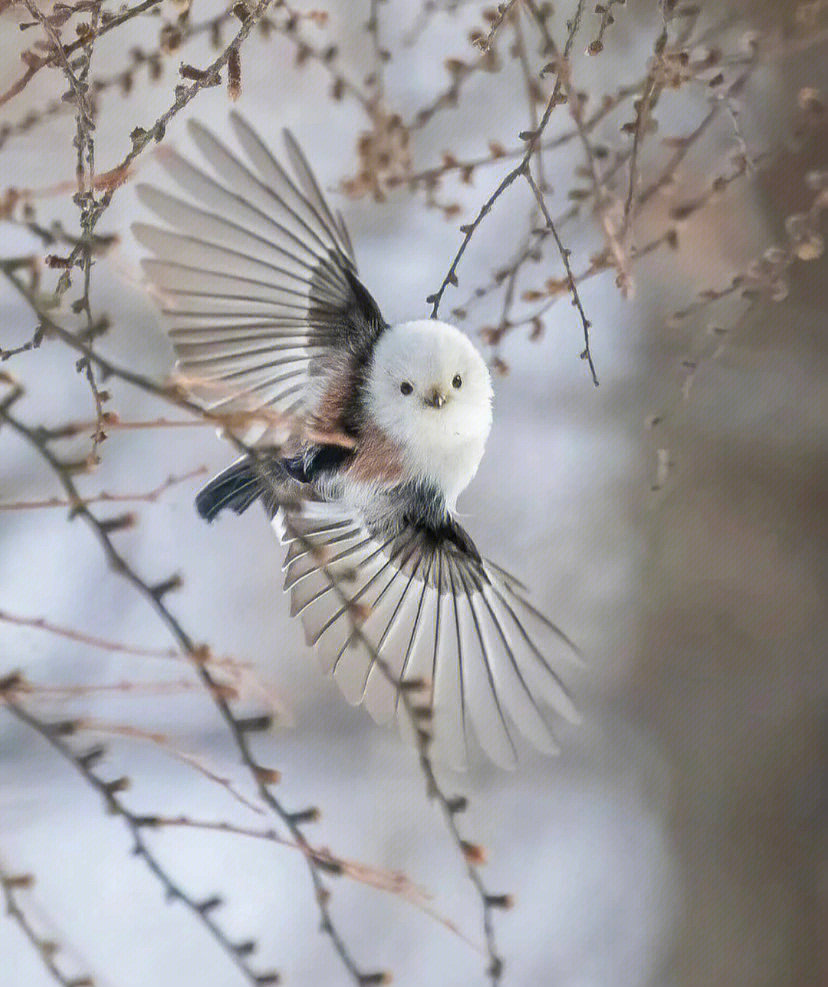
2, 2, 821, 986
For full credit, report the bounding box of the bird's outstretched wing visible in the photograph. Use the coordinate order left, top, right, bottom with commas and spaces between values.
275, 500, 581, 769
134, 112, 386, 421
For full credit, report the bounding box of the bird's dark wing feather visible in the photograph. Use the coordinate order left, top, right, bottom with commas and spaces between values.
134, 112, 385, 420
274, 499, 581, 769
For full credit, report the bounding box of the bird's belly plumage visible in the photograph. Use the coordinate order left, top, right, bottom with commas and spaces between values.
401, 430, 487, 510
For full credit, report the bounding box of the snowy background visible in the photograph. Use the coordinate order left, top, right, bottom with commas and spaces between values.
1, 2, 825, 986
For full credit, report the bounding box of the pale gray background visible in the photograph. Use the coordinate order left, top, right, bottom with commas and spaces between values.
1, 2, 825, 986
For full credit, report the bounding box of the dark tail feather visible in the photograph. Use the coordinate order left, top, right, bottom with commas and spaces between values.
196, 458, 270, 522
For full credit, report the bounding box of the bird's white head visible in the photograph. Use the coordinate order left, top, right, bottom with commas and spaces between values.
365, 319, 493, 507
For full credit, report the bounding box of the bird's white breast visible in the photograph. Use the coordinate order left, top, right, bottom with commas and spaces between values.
401, 415, 487, 509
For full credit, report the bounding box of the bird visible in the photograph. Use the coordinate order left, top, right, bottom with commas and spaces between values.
134, 111, 580, 769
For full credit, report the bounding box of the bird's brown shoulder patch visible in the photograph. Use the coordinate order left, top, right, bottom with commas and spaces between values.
346, 424, 405, 485
307, 355, 356, 435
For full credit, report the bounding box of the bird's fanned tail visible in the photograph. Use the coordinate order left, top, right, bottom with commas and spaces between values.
275, 501, 581, 769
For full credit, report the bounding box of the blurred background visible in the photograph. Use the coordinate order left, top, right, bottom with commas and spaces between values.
1, 1, 825, 985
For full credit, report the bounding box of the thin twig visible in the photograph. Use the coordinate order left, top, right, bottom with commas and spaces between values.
427, 0, 589, 318
0, 855, 99, 987
72, 718, 270, 815
135, 813, 483, 951
526, 0, 631, 295
2, 697, 281, 986
0, 467, 208, 511
0, 0, 165, 108
621, 27, 668, 233
524, 166, 598, 384
0, 610, 181, 660
474, 0, 521, 53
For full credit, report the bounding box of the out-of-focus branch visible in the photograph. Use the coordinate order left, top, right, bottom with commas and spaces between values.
13, 678, 205, 699
0, 0, 165, 108
20, 0, 106, 455
473, 0, 520, 54
620, 25, 668, 233
427, 0, 589, 318
0, 610, 182, 660
0, 610, 272, 719
0, 855, 97, 987
130, 813, 483, 951
524, 166, 598, 384
60, 717, 268, 815
647, 166, 828, 452
586, 0, 627, 55
0, 466, 207, 511
1, 693, 281, 986
391, 81, 638, 195
0, 394, 385, 986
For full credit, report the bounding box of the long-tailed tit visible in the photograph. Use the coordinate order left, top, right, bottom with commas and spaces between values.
135, 113, 580, 768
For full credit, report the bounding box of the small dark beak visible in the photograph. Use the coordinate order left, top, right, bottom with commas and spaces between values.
424, 388, 447, 409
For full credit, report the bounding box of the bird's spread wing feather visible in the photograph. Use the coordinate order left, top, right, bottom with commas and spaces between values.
134, 112, 385, 421
274, 500, 581, 769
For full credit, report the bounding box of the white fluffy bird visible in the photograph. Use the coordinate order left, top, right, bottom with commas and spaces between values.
135, 113, 580, 768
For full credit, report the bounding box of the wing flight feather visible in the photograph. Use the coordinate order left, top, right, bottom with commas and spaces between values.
135, 113, 385, 423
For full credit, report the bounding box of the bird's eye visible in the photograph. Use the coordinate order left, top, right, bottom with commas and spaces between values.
400, 381, 413, 396
452, 374, 463, 389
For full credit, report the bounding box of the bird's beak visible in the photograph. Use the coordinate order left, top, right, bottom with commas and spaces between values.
424, 388, 447, 409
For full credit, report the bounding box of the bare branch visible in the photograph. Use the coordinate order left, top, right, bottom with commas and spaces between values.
2, 696, 281, 985
428, 0, 589, 318
524, 165, 598, 384
0, 855, 98, 987
0, 467, 208, 511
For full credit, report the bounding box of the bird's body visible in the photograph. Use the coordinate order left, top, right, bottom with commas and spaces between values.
135, 113, 579, 768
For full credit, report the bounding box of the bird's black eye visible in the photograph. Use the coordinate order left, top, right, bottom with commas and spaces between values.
400, 381, 413, 396
452, 374, 463, 389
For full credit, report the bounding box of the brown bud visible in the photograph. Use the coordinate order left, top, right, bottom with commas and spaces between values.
461, 841, 488, 864
253, 766, 282, 785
